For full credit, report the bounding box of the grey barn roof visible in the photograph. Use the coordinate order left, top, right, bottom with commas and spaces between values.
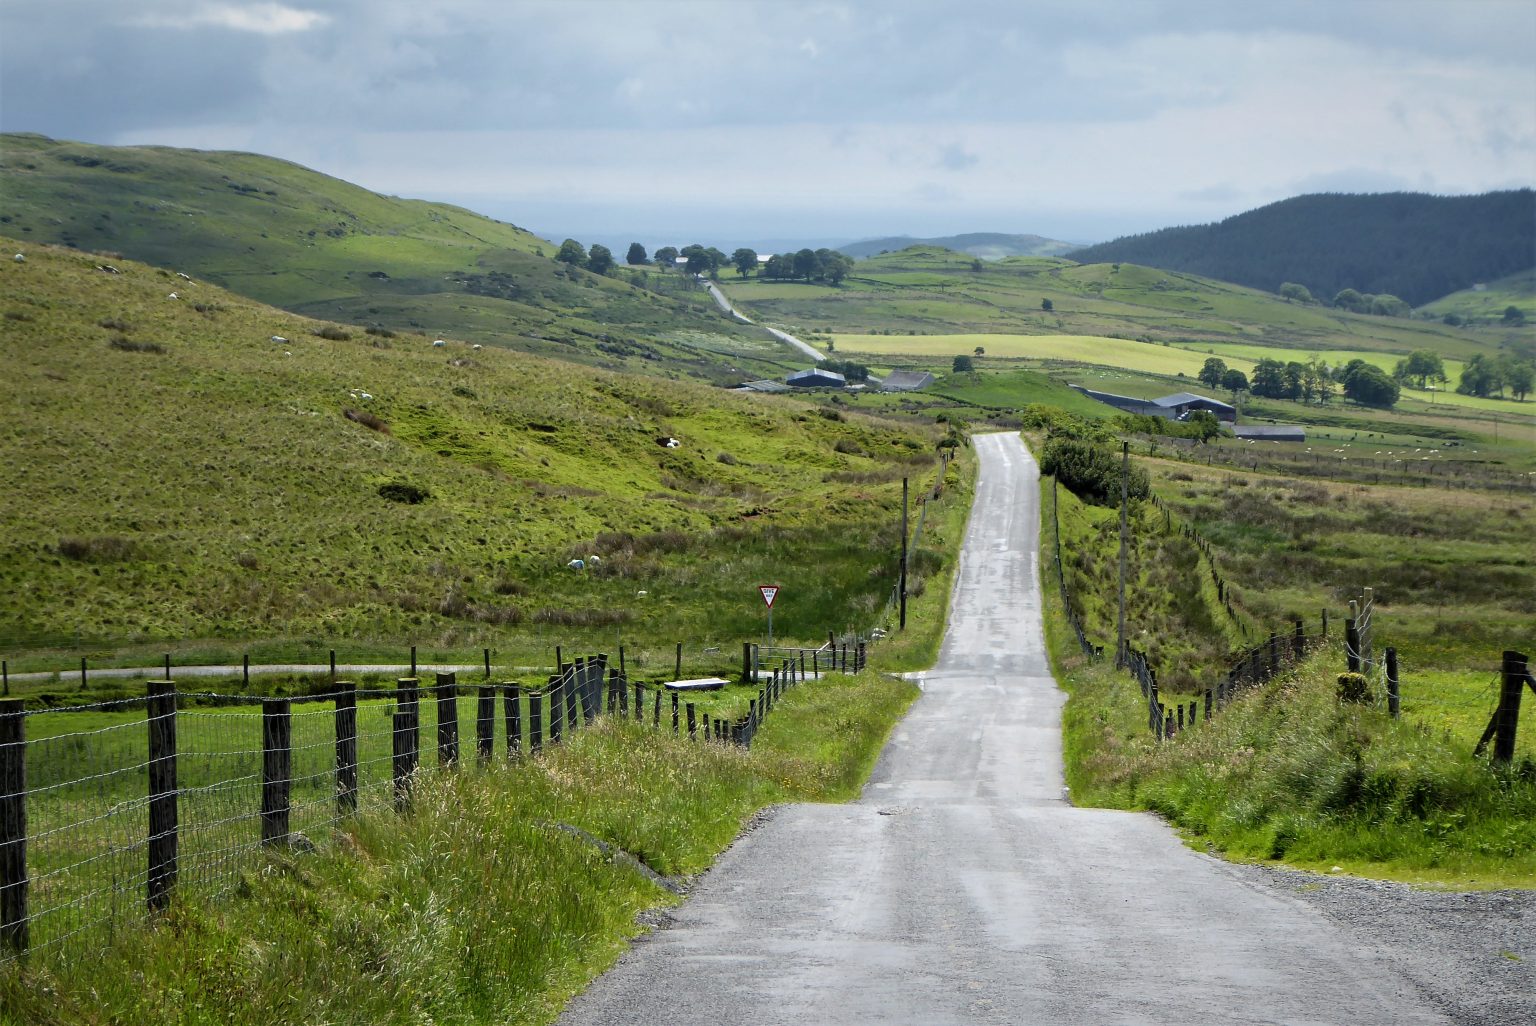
1233, 425, 1307, 441
787, 367, 848, 387
881, 370, 934, 392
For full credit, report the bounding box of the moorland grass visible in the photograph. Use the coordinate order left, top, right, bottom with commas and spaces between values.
0, 242, 944, 673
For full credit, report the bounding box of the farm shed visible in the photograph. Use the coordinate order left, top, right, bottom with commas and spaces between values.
735, 379, 791, 393
787, 367, 848, 389
1233, 425, 1306, 442
1070, 385, 1237, 423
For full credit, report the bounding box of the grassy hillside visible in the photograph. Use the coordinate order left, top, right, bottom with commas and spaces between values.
0, 240, 950, 667
0, 134, 788, 383
839, 234, 1078, 260
1420, 269, 1536, 324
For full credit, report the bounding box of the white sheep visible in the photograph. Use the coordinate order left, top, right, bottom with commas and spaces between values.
270, 335, 288, 344
472, 344, 482, 351
587, 555, 601, 566
567, 558, 585, 571
432, 339, 447, 348
12, 254, 23, 263
176, 272, 191, 281
167, 292, 179, 300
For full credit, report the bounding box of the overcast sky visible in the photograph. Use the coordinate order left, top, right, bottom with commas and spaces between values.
3, 0, 1533, 249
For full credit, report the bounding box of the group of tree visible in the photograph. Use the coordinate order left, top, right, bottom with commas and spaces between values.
1391, 349, 1448, 389
1068, 190, 1535, 308
1196, 357, 1257, 399
761, 248, 855, 285
1457, 353, 1535, 400
820, 359, 870, 382
555, 239, 615, 275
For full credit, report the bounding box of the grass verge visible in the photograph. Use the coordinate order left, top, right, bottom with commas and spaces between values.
0, 672, 918, 1025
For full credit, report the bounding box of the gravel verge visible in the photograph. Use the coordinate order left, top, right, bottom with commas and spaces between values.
1236, 864, 1535, 1026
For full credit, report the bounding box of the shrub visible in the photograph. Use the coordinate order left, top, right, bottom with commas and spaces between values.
377, 481, 430, 504
95, 316, 129, 330
314, 326, 351, 341
365, 324, 396, 337
833, 438, 866, 456
716, 451, 738, 465
108, 337, 166, 354
1336, 672, 1372, 704
343, 408, 389, 433
1040, 438, 1149, 507
57, 535, 136, 562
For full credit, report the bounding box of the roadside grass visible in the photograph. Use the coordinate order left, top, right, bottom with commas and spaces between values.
1040, 472, 1536, 889
0, 671, 919, 1026
0, 242, 941, 675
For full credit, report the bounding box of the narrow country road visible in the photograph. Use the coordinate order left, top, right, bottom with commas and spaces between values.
704, 279, 825, 363
558, 432, 1450, 1025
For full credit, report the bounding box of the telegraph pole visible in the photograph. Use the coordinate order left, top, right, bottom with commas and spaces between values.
899, 477, 909, 630
1116, 441, 1129, 667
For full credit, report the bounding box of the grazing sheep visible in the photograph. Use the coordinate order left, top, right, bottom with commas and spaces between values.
657, 436, 681, 448
270, 335, 288, 343
567, 558, 585, 571
471, 344, 482, 351
12, 254, 23, 263
176, 272, 192, 281
167, 292, 179, 300
587, 555, 601, 566
97, 264, 120, 274
432, 339, 447, 348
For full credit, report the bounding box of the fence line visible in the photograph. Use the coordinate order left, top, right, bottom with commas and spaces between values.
0, 634, 868, 963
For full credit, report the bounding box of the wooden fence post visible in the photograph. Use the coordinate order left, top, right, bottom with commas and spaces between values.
505, 686, 522, 759
686, 703, 697, 738
547, 677, 563, 743
1493, 651, 1529, 765
1292, 617, 1305, 661
672, 692, 680, 734
335, 684, 357, 815
393, 678, 419, 812
675, 642, 683, 681
476, 686, 495, 765
146, 681, 178, 912
1345, 618, 1360, 672
1203, 688, 1212, 721
437, 671, 459, 767
742, 642, 752, 686
0, 700, 27, 953
529, 689, 544, 753
564, 665, 580, 731
1385, 648, 1400, 719
617, 671, 628, 717
634, 682, 644, 722
261, 699, 291, 848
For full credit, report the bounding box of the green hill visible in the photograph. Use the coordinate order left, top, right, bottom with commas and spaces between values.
0, 239, 944, 664
1069, 190, 1536, 308
840, 233, 1079, 261
0, 133, 787, 384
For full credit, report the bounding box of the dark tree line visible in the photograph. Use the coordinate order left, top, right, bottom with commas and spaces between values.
1070, 190, 1536, 308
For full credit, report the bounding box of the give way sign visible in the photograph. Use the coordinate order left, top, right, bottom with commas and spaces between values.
758, 585, 779, 608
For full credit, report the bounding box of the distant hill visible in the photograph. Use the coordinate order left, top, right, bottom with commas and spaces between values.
0, 133, 780, 383
841, 232, 1079, 261
1068, 191, 1536, 308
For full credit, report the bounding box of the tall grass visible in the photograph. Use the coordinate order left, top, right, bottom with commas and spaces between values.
0, 672, 918, 1025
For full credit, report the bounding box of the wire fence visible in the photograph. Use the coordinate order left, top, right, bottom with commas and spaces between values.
0, 637, 870, 963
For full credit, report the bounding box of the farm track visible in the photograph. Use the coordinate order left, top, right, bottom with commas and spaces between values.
557, 432, 1529, 1025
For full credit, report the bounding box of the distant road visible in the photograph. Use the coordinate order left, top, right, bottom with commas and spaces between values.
704, 279, 824, 363
558, 432, 1451, 1026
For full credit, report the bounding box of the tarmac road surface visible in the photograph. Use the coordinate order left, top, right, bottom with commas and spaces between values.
558, 431, 1447, 1025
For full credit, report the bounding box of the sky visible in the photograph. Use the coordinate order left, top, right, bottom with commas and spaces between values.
3, 0, 1533, 250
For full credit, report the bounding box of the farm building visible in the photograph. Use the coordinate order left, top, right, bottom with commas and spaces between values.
787, 367, 848, 389
1070, 385, 1236, 423
881, 370, 935, 392
1233, 424, 1306, 442
734, 379, 791, 393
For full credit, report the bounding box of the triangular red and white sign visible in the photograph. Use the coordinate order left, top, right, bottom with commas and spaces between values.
758, 585, 779, 607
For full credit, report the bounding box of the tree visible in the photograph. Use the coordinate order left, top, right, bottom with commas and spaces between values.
625, 242, 648, 265
1457, 354, 1502, 397
1370, 294, 1410, 317
556, 238, 587, 267
1221, 368, 1249, 397
1040, 437, 1149, 507
952, 354, 974, 373
1333, 287, 1366, 313
1198, 357, 1227, 389
681, 244, 713, 276
1504, 305, 1527, 325
1308, 358, 1335, 404
1187, 410, 1220, 444
1398, 349, 1446, 389
793, 248, 819, 281
1250, 358, 1289, 398
819, 250, 853, 285
586, 243, 614, 275
653, 246, 679, 268
704, 247, 728, 279
1502, 358, 1534, 401
1278, 282, 1315, 304
970, 259, 983, 272
1342, 363, 1400, 408
973, 346, 985, 357
1041, 298, 1054, 312
763, 253, 790, 280
731, 248, 758, 277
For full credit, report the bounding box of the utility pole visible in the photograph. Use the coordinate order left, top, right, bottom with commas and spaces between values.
900, 477, 909, 630
1116, 441, 1129, 668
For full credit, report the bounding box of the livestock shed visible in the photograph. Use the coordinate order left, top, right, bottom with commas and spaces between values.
735, 379, 791, 393
1070, 385, 1237, 423
881, 370, 935, 392
787, 367, 848, 389
1233, 425, 1306, 442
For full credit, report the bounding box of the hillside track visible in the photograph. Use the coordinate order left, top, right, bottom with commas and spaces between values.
558, 432, 1450, 1025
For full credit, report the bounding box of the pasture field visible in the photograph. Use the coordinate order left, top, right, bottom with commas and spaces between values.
835, 332, 1215, 376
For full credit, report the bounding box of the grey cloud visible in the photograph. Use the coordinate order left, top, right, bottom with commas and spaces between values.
937, 143, 978, 171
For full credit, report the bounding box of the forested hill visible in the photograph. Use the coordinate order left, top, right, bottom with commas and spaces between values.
1068, 191, 1536, 307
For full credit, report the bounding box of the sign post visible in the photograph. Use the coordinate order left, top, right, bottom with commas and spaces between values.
758, 585, 779, 660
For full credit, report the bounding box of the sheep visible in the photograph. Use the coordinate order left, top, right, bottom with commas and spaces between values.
96, 264, 120, 274
567, 558, 585, 571
471, 344, 482, 351
11, 254, 23, 263
176, 272, 192, 281
270, 335, 288, 343
167, 292, 179, 300
432, 339, 447, 348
